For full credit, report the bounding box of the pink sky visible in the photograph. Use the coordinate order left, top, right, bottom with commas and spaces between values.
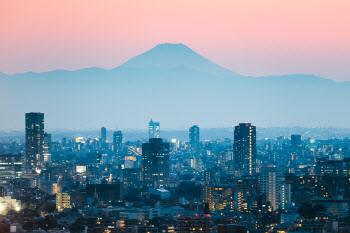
1, 0, 350, 81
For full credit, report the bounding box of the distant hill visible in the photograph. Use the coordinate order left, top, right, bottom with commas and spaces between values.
0, 43, 349, 130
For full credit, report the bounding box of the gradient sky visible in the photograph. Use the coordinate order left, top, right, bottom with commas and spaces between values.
1, 0, 349, 81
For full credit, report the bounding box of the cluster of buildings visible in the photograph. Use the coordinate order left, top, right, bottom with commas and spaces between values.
0, 113, 349, 232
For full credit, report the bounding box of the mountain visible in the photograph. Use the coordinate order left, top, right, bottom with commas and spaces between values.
0, 43, 349, 131
119, 43, 237, 76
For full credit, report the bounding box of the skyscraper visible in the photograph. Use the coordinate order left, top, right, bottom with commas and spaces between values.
25, 112, 44, 170
234, 123, 256, 176
113, 130, 123, 151
149, 119, 160, 138
142, 138, 169, 188
43, 133, 52, 163
189, 125, 200, 155
100, 127, 107, 143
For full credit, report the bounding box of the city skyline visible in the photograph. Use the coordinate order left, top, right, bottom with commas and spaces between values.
1, 1, 350, 232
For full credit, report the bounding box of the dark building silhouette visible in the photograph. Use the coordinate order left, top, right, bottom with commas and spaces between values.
217, 224, 247, 233
189, 125, 200, 155
142, 138, 169, 188
86, 183, 122, 202
100, 127, 107, 143
149, 119, 160, 138
291, 134, 302, 148
25, 112, 44, 170
113, 130, 123, 151
234, 123, 256, 176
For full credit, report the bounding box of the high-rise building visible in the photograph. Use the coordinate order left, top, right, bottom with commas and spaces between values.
0, 154, 23, 185
189, 125, 200, 155
25, 112, 44, 170
259, 167, 291, 211
202, 185, 214, 211
43, 133, 52, 163
113, 130, 123, 151
142, 138, 169, 188
149, 119, 160, 138
234, 123, 256, 176
100, 127, 107, 143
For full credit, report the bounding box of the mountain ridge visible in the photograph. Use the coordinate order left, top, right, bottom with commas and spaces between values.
0, 43, 346, 83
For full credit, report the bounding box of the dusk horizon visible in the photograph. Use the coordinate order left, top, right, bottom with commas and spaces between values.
1, 1, 350, 232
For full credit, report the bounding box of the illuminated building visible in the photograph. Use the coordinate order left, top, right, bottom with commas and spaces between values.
43, 133, 52, 163
113, 130, 123, 151
233, 177, 260, 213
25, 112, 44, 170
0, 154, 23, 185
124, 156, 137, 168
202, 185, 214, 211
0, 196, 21, 214
234, 123, 256, 176
123, 168, 142, 190
259, 167, 290, 211
142, 138, 169, 188
149, 119, 160, 138
177, 203, 212, 233
204, 170, 216, 184
233, 191, 244, 212
189, 125, 200, 155
56, 192, 71, 212
315, 159, 350, 176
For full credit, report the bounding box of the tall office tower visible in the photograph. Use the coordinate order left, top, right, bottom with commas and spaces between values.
100, 127, 107, 143
234, 123, 256, 176
259, 167, 291, 211
149, 119, 160, 138
25, 112, 44, 171
142, 138, 169, 188
113, 130, 123, 151
291, 134, 302, 148
43, 133, 52, 163
189, 125, 200, 155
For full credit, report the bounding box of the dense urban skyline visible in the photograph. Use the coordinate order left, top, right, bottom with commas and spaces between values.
1, 1, 350, 232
